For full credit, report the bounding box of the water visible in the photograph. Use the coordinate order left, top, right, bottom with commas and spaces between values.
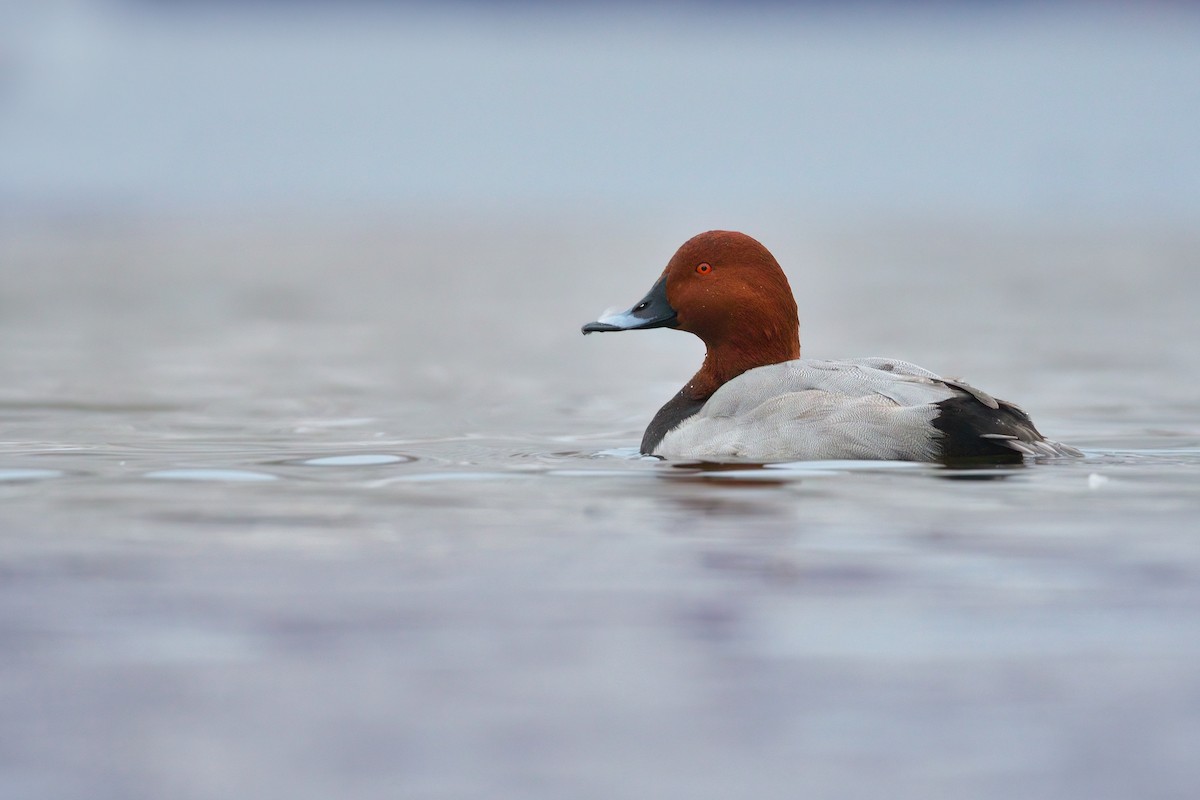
4, 2, 1200, 797
2, 215, 1198, 799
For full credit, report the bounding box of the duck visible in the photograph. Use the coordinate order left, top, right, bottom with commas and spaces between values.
582, 230, 1079, 463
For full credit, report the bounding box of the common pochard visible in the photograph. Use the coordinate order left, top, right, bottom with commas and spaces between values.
583, 230, 1079, 462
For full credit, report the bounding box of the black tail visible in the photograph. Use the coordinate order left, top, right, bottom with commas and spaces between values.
933, 393, 1079, 463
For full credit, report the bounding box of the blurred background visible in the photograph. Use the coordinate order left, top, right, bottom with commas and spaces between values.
3, 0, 1199, 226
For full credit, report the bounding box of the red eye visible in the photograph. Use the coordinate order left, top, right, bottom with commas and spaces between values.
696, 262, 712, 275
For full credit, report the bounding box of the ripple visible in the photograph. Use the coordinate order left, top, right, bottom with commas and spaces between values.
703, 468, 842, 480
0, 468, 66, 482
668, 459, 927, 481
765, 460, 927, 472
590, 447, 645, 459
299, 454, 415, 467
380, 471, 530, 483
144, 469, 278, 482
546, 468, 645, 478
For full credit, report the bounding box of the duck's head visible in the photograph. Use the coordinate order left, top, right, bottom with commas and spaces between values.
583, 230, 800, 362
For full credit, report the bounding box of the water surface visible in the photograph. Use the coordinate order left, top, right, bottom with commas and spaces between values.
1, 216, 1198, 799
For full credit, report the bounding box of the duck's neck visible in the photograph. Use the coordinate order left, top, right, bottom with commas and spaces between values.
683, 328, 800, 401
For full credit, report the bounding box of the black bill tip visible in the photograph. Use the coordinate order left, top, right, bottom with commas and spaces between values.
581, 321, 623, 335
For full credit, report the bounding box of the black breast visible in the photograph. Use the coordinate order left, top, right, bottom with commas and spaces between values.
640, 390, 707, 454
